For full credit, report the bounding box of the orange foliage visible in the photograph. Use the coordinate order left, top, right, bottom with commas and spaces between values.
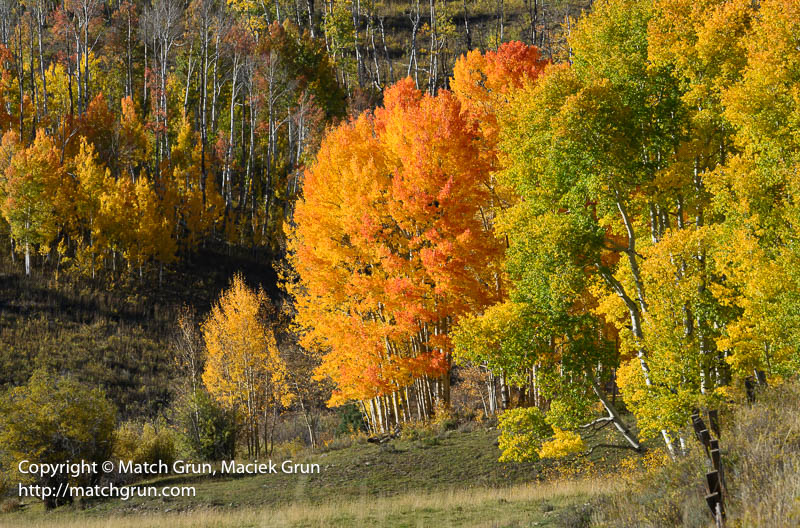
291, 44, 546, 406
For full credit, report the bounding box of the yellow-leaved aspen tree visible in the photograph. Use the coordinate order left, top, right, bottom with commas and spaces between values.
202, 274, 293, 457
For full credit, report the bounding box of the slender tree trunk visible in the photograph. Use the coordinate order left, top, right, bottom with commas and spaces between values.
36, 6, 48, 118
211, 31, 220, 132
407, 0, 420, 87
487, 370, 497, 414
126, 9, 133, 98
462, 0, 471, 49
499, 372, 509, 410
25, 241, 31, 277
589, 375, 643, 451
200, 16, 209, 202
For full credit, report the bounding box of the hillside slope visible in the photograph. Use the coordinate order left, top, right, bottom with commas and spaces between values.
0, 250, 278, 419
2, 428, 630, 527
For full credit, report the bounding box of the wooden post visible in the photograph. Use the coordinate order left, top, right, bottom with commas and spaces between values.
705, 492, 721, 513
708, 409, 720, 438
710, 448, 725, 491
699, 429, 711, 457
745, 376, 756, 403
710, 449, 721, 471
705, 490, 725, 523
695, 409, 726, 526
692, 413, 707, 442
706, 470, 721, 494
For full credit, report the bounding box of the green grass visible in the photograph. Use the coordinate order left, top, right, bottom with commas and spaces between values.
2, 479, 607, 528
1, 428, 633, 527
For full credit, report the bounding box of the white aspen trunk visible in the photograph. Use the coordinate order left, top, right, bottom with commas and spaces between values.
75, 35, 82, 115
402, 387, 411, 422
36, 7, 47, 116
83, 17, 89, 108
418, 378, 427, 419
374, 396, 384, 433
360, 400, 373, 434
143, 38, 147, 106
183, 41, 194, 115
499, 372, 510, 410
225, 56, 238, 208
25, 241, 31, 276
598, 196, 678, 458
442, 358, 451, 407
487, 371, 497, 414
391, 391, 400, 428
589, 376, 642, 451
424, 376, 434, 418
211, 32, 219, 131
384, 395, 392, 429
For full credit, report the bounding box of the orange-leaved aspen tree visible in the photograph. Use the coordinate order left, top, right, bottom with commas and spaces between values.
202, 274, 292, 457
290, 44, 546, 434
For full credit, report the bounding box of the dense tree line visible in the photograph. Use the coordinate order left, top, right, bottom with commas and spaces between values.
2, 0, 798, 466
292, 0, 800, 463
0, 0, 348, 280
0, 0, 582, 282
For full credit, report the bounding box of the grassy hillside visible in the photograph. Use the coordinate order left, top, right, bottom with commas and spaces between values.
2, 380, 798, 527
0, 249, 279, 419
593, 381, 800, 527
3, 480, 607, 528
1, 428, 629, 527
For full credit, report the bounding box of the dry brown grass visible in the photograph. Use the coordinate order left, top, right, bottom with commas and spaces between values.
0, 478, 610, 528
724, 381, 800, 526
593, 380, 800, 527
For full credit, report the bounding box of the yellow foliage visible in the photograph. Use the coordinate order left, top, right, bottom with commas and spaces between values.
202, 274, 293, 419
497, 407, 551, 462
537, 427, 586, 459
169, 118, 225, 251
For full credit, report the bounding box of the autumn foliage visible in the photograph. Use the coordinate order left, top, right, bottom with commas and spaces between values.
290, 43, 547, 433
202, 274, 291, 457
0, 5, 345, 280
289, 0, 800, 459
1, 0, 799, 475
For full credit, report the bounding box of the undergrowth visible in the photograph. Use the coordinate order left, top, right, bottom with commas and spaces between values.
593, 380, 800, 527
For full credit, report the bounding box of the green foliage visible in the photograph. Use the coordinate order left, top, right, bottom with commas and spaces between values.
322, 1, 356, 69
453, 301, 546, 384
0, 370, 115, 507
497, 407, 552, 462
545, 383, 597, 430
274, 23, 347, 120
335, 403, 367, 436
174, 390, 237, 461
113, 419, 177, 468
